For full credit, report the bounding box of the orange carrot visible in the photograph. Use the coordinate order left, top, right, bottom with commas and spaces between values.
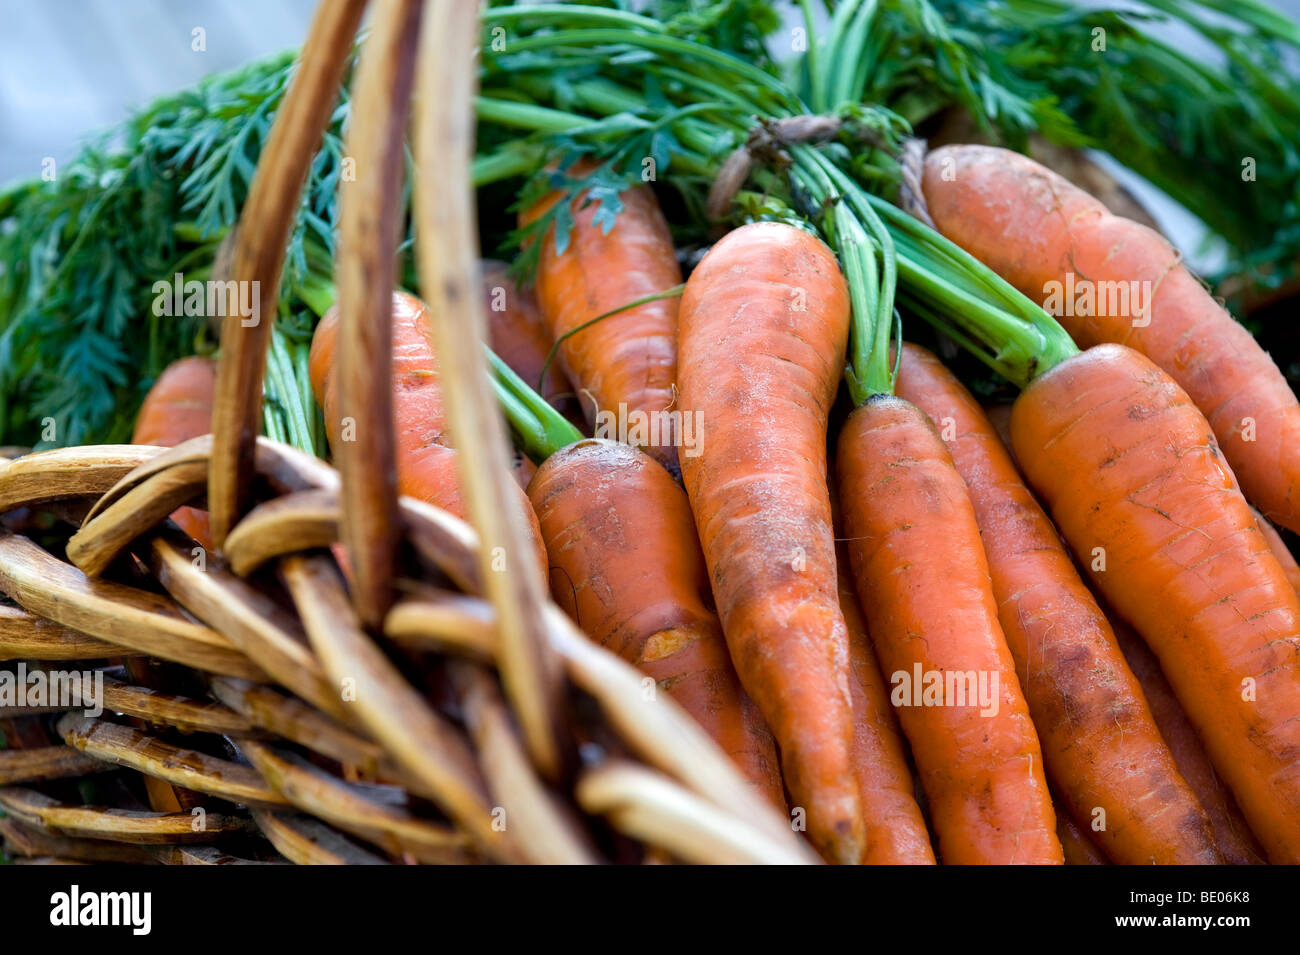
838, 394, 1062, 864
1109, 610, 1268, 865
519, 164, 682, 477
924, 144, 1300, 533
1011, 342, 1300, 862
895, 342, 1219, 864
310, 290, 547, 572
1057, 807, 1109, 865
479, 259, 582, 426
527, 438, 784, 807
835, 546, 936, 864
132, 356, 217, 550
1253, 507, 1300, 595
677, 221, 864, 864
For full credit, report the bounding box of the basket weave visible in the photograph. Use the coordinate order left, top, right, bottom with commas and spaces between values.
0, 0, 812, 866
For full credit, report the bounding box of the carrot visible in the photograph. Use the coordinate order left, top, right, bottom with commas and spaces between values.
527, 438, 784, 807
1253, 507, 1300, 595
923, 144, 1300, 533
834, 546, 936, 864
1056, 807, 1109, 866
131, 355, 217, 550
1010, 342, 1300, 862
309, 290, 547, 573
1109, 609, 1269, 865
479, 259, 582, 426
519, 164, 683, 477
676, 221, 864, 864
895, 342, 1220, 864
838, 395, 1062, 864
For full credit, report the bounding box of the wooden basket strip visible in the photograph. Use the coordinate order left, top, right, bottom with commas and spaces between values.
10, 857, 92, 865
398, 496, 482, 593
99, 674, 252, 736
333, 0, 425, 628
385, 592, 496, 663
209, 0, 368, 543
1, 666, 249, 736
238, 740, 475, 865
222, 489, 339, 576
547, 606, 809, 854
576, 761, 814, 865
0, 786, 253, 845
146, 529, 350, 723
453, 662, 598, 865
0, 445, 162, 512
150, 845, 281, 865
56, 714, 289, 810
0, 745, 116, 786
1, 817, 158, 864
0, 604, 128, 661
208, 677, 437, 801
0, 531, 265, 680
383, 593, 810, 855
209, 678, 385, 777
221, 489, 483, 596
414, 0, 565, 780
66, 460, 207, 577
250, 809, 390, 865
281, 553, 515, 861
84, 435, 338, 527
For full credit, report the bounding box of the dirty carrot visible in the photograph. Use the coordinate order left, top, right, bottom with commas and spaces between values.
479, 259, 582, 427
1057, 807, 1109, 865
1252, 508, 1300, 595
923, 143, 1300, 533
519, 162, 683, 477
835, 544, 936, 864
1109, 608, 1268, 865
132, 355, 217, 550
1010, 343, 1300, 863
528, 438, 784, 807
896, 341, 1220, 864
838, 394, 1062, 864
676, 221, 864, 864
309, 290, 547, 573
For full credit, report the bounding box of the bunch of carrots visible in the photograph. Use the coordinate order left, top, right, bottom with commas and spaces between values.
112, 0, 1300, 867
130, 134, 1300, 865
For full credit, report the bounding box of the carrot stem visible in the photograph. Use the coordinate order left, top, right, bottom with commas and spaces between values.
489, 349, 583, 463
475, 12, 1079, 391
536, 284, 685, 394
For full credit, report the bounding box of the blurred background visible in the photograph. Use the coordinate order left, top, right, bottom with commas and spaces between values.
4, 0, 1300, 271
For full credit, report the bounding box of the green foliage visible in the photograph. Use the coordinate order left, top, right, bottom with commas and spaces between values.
0, 49, 354, 447
932, 0, 1300, 289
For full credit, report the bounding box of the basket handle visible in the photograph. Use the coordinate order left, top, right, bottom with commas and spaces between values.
208, 0, 368, 546
414, 2, 569, 781
333, 0, 424, 628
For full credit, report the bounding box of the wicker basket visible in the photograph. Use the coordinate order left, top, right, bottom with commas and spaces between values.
0, 0, 812, 866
